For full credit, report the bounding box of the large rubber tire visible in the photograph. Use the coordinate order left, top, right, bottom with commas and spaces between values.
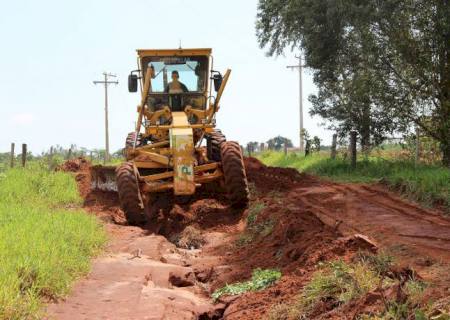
124, 132, 142, 160
125, 132, 142, 148
116, 162, 147, 225
221, 141, 250, 208
206, 129, 226, 161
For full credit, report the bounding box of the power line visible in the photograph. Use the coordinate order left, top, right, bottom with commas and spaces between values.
93, 72, 118, 163
287, 55, 305, 152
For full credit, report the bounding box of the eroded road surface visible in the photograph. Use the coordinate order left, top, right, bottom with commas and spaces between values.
47, 158, 450, 319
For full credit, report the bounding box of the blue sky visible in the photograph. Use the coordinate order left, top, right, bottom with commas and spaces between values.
0, 0, 330, 154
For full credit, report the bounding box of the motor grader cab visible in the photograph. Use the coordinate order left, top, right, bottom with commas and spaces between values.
93, 48, 249, 225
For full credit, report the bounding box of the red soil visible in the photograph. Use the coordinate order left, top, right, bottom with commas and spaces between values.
49, 157, 450, 320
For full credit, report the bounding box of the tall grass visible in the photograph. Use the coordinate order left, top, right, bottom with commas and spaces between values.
258, 151, 450, 212
0, 162, 106, 319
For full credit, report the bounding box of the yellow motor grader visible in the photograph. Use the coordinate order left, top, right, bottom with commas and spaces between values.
92, 48, 249, 225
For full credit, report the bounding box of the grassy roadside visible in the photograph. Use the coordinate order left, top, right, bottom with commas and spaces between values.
0, 162, 106, 319
257, 151, 450, 213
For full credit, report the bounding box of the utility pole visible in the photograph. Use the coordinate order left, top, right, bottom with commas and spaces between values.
93, 72, 118, 163
287, 55, 305, 152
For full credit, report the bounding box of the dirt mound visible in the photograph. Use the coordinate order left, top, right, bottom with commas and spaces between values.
244, 157, 315, 193
208, 166, 381, 319
57, 157, 89, 172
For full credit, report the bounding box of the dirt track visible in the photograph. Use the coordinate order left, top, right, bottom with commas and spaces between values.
47, 158, 450, 319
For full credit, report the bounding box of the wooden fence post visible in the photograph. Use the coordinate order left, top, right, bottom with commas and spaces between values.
331, 134, 337, 159
67, 148, 72, 160
48, 146, 54, 171
284, 143, 288, 155
415, 127, 420, 166
350, 131, 357, 169
10, 143, 15, 168
260, 143, 265, 152
22, 144, 27, 168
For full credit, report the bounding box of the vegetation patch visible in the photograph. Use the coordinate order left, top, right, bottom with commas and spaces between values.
212, 268, 281, 301
0, 163, 106, 319
236, 202, 276, 247
267, 254, 432, 320
246, 202, 266, 226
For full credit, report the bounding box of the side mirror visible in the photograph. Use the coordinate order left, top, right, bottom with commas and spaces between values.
211, 72, 223, 92
128, 74, 138, 92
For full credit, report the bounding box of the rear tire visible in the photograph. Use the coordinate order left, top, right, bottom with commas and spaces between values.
124, 132, 142, 160
116, 162, 147, 225
125, 132, 142, 148
221, 141, 249, 208
206, 130, 226, 161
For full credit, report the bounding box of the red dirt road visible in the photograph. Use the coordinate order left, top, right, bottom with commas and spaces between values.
47, 158, 450, 319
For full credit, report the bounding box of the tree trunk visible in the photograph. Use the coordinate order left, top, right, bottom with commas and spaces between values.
360, 103, 371, 153
442, 141, 450, 168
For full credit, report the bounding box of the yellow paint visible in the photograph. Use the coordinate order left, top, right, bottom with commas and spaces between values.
170, 112, 195, 195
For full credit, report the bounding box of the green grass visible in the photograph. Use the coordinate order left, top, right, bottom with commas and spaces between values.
236, 201, 276, 247
0, 162, 106, 319
257, 151, 450, 212
212, 268, 281, 301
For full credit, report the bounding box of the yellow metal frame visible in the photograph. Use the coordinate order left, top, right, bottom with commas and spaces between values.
137, 48, 212, 58
126, 48, 231, 194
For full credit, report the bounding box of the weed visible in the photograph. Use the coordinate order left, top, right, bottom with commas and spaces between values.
212, 268, 281, 301
355, 251, 395, 275
268, 259, 385, 319
248, 182, 259, 199
300, 260, 380, 311
236, 233, 255, 247
267, 302, 302, 320
247, 202, 266, 226
236, 202, 274, 247
404, 279, 426, 305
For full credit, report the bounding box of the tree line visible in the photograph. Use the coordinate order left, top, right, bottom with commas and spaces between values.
256, 0, 450, 167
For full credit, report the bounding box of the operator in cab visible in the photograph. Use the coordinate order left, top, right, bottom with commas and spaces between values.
165, 70, 189, 93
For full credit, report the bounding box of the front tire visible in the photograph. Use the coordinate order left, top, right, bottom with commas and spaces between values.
206, 130, 226, 162
221, 141, 249, 208
116, 162, 147, 225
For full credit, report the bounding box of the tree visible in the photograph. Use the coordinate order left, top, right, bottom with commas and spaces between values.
256, 0, 450, 166
246, 141, 259, 153
312, 136, 321, 152
266, 136, 293, 151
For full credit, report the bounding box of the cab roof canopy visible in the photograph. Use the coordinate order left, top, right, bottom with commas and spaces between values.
137, 48, 212, 58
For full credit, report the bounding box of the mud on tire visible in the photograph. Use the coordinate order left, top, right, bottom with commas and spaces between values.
206, 129, 226, 162
116, 162, 147, 225
220, 141, 249, 208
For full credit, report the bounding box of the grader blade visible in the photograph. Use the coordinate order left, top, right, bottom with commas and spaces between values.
90, 165, 118, 192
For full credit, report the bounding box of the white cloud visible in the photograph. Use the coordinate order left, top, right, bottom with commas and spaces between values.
10, 113, 34, 126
